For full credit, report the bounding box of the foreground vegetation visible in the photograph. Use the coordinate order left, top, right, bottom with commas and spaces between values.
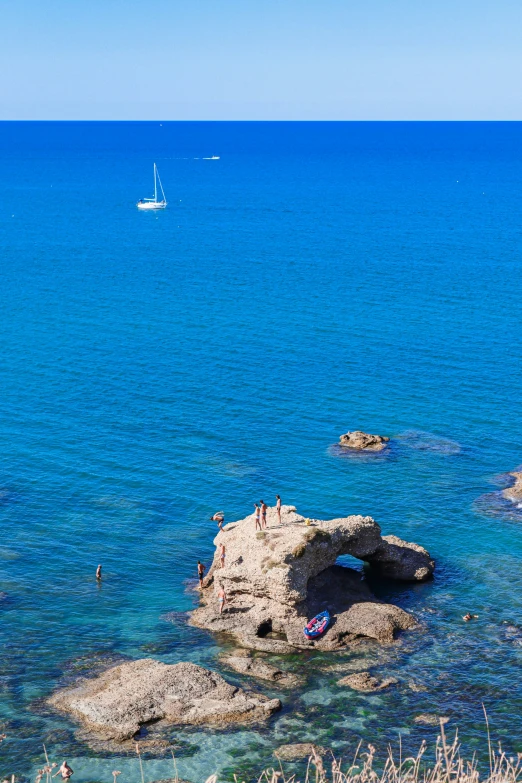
1, 720, 521, 783
271, 724, 522, 783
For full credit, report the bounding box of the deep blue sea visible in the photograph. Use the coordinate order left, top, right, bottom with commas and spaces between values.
1, 122, 522, 782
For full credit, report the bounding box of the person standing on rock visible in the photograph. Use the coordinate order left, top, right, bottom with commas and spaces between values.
260, 500, 267, 529
275, 495, 281, 525
254, 503, 261, 531
219, 543, 226, 568
218, 584, 227, 613
197, 560, 206, 588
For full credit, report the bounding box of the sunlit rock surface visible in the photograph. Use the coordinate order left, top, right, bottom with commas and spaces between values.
190, 505, 434, 652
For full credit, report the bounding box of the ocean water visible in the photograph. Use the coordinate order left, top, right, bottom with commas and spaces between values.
1, 121, 522, 782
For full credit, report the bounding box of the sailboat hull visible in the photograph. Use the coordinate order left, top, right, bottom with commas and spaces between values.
137, 201, 167, 210
137, 163, 167, 209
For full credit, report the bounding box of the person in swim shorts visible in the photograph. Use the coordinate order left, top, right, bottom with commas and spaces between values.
218, 584, 227, 613
275, 494, 281, 525
197, 560, 206, 587
219, 543, 226, 568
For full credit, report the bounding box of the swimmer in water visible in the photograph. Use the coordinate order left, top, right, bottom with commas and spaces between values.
96, 565, 102, 580
53, 762, 73, 781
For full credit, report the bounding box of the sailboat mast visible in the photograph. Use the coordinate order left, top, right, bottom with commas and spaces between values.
154, 163, 157, 202
156, 168, 166, 203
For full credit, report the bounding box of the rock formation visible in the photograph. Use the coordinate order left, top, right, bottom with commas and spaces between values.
503, 471, 522, 502
190, 505, 434, 652
370, 535, 434, 581
220, 649, 302, 686
339, 431, 390, 451
337, 671, 397, 692
48, 659, 281, 740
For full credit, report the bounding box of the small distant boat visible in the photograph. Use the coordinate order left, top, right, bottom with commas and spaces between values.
137, 163, 167, 210
203, 155, 220, 160
303, 610, 331, 639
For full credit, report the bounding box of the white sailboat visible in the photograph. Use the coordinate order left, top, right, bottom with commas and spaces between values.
137, 163, 167, 210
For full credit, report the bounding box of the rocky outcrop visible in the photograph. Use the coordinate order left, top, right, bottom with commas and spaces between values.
221, 650, 302, 686
337, 671, 397, 692
48, 659, 281, 740
339, 431, 390, 451
190, 505, 433, 652
275, 743, 326, 760
370, 535, 435, 581
503, 471, 522, 502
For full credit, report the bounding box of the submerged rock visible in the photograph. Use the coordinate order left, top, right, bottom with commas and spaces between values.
339, 431, 390, 451
48, 659, 281, 740
275, 743, 327, 760
503, 471, 522, 502
408, 681, 429, 693
221, 650, 302, 686
414, 714, 449, 726
337, 671, 397, 692
151, 779, 191, 783
190, 505, 433, 652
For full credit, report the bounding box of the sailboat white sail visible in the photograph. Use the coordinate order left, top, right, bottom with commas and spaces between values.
137, 163, 167, 210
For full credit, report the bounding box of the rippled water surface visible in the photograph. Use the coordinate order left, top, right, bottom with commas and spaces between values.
1, 122, 522, 781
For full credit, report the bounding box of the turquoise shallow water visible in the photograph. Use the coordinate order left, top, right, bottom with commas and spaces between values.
1, 122, 522, 781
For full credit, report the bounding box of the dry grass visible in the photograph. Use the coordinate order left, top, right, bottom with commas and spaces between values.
250, 720, 522, 783
1, 717, 520, 783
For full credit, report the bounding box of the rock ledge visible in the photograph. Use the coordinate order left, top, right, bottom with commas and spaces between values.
337, 671, 397, 692
221, 650, 301, 687
503, 471, 522, 502
48, 659, 281, 740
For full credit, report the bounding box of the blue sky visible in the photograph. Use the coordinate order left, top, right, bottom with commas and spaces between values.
2, 0, 521, 119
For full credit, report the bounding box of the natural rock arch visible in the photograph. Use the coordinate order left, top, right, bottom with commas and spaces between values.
190, 505, 434, 652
